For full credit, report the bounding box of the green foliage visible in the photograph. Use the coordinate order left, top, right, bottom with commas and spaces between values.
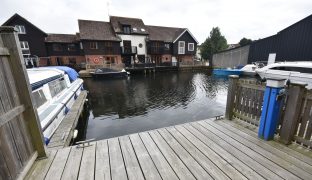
200, 27, 227, 61
239, 37, 252, 46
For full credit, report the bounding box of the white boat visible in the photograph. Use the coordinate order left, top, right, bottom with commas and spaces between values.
241, 62, 265, 76
256, 61, 312, 88
27, 66, 84, 145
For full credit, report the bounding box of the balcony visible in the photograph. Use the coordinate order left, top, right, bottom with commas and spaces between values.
148, 47, 164, 54
121, 46, 137, 55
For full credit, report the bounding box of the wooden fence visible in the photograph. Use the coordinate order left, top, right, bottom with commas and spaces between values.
0, 27, 46, 180
225, 76, 312, 149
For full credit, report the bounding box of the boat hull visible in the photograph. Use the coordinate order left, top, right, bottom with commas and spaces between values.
213, 69, 242, 76
91, 72, 128, 78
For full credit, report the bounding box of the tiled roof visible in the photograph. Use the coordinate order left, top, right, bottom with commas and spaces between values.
145, 25, 185, 42
78, 20, 121, 41
110, 16, 148, 35
45, 34, 78, 43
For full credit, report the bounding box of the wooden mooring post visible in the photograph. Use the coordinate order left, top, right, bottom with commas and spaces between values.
279, 82, 307, 144
225, 75, 239, 120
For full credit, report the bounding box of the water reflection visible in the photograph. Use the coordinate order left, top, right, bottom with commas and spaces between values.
83, 71, 228, 140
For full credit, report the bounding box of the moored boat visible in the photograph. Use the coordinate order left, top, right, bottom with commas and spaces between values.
256, 61, 312, 89
27, 66, 84, 144
90, 68, 129, 78
213, 68, 242, 76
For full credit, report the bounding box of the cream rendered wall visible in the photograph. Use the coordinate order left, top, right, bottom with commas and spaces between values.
119, 34, 147, 56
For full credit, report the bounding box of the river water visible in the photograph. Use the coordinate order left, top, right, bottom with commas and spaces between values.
83, 71, 228, 140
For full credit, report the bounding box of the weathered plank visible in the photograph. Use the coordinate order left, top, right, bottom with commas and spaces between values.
129, 134, 162, 180
0, 149, 11, 180
212, 120, 312, 174
61, 147, 83, 180
95, 140, 110, 180
78, 142, 96, 180
45, 147, 71, 180
175, 124, 262, 179
158, 128, 221, 180
139, 132, 179, 180
201, 121, 305, 179
0, 105, 24, 128
148, 130, 196, 180
108, 138, 128, 180
25, 150, 57, 180
119, 136, 145, 180
193, 122, 285, 180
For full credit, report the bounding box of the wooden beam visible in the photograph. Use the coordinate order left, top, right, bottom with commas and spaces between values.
0, 47, 9, 56
0, 105, 25, 128
225, 75, 239, 120
0, 26, 46, 158
279, 82, 306, 144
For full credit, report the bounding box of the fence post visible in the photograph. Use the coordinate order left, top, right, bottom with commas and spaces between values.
279, 82, 306, 144
225, 75, 239, 120
0, 26, 46, 158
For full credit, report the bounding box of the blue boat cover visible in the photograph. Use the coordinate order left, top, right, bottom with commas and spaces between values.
49, 66, 79, 82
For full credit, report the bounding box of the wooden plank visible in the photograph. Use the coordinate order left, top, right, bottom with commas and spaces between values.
61, 147, 83, 180
237, 82, 265, 91
0, 47, 9, 55
219, 119, 312, 166
213, 120, 312, 174
190, 122, 283, 180
0, 148, 11, 180
298, 100, 312, 137
225, 75, 238, 120
0, 27, 46, 157
78, 142, 96, 180
176, 124, 264, 179
148, 130, 196, 180
45, 147, 71, 180
160, 127, 231, 180
129, 134, 162, 180
119, 136, 145, 180
201, 121, 306, 179
94, 140, 111, 180
25, 150, 57, 180
0, 105, 24, 128
233, 111, 259, 125
139, 132, 179, 180
108, 138, 127, 180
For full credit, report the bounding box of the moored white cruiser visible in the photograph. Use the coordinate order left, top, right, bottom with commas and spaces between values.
27, 66, 84, 144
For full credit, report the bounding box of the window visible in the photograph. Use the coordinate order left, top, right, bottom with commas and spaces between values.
15, 25, 26, 34
188, 43, 194, 51
105, 57, 116, 64
178, 41, 185, 54
271, 66, 312, 73
68, 44, 76, 51
132, 27, 137, 32
164, 43, 170, 50
123, 25, 131, 34
53, 44, 62, 51
90, 42, 98, 49
141, 28, 145, 32
32, 89, 47, 108
20, 41, 29, 49
104, 42, 113, 53
48, 78, 67, 97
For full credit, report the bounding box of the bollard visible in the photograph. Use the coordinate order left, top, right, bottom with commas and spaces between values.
258, 78, 285, 140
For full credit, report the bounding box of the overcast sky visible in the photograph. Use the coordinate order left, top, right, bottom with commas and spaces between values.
1, 0, 311, 44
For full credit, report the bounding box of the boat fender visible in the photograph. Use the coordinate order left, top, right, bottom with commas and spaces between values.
44, 137, 50, 145
80, 85, 84, 91
261, 77, 267, 82
73, 130, 78, 139
65, 106, 70, 115
74, 93, 78, 100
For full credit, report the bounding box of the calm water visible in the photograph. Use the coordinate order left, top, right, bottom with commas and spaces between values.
83, 71, 228, 140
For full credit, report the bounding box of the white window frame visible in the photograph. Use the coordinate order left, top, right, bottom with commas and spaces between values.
20, 41, 29, 49
80, 42, 83, 49
90, 42, 98, 49
178, 41, 185, 54
15, 25, 26, 34
188, 43, 194, 51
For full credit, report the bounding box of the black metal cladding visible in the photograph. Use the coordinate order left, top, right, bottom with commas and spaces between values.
248, 15, 312, 63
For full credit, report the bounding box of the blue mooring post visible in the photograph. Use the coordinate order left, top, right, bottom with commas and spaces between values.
258, 78, 285, 140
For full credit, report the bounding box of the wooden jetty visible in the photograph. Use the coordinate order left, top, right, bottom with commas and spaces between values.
47, 91, 87, 150
26, 118, 312, 180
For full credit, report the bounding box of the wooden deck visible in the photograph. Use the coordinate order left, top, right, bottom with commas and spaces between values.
26, 118, 312, 180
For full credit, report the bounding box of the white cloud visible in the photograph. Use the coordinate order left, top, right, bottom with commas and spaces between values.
0, 0, 311, 43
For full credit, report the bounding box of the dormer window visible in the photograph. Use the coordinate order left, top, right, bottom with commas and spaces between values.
141, 28, 145, 32
123, 25, 131, 34
15, 25, 26, 34
132, 27, 137, 32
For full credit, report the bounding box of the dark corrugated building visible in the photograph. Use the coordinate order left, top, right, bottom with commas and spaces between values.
248, 14, 312, 63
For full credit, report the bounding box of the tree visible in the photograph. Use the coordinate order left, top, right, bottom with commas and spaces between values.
239, 37, 252, 46
200, 27, 227, 62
